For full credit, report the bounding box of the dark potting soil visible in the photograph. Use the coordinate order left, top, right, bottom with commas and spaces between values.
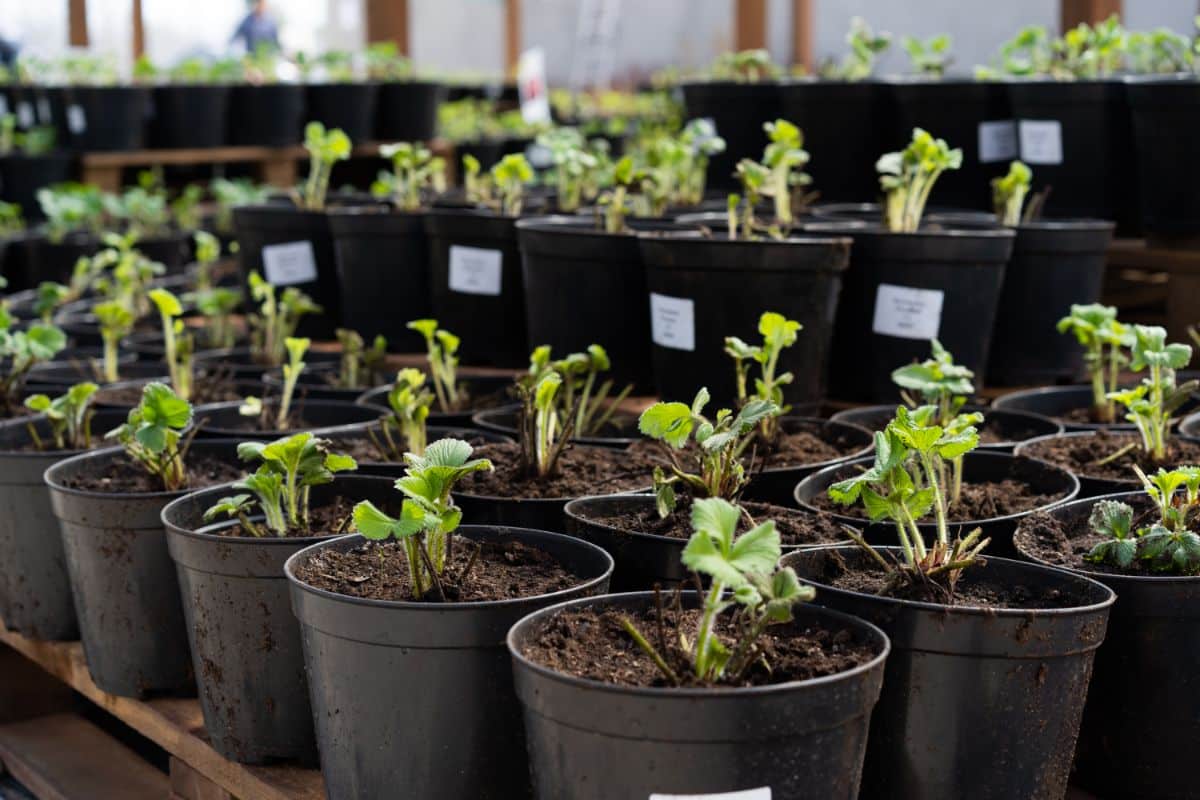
203, 409, 322, 434
808, 547, 1092, 608
811, 478, 1064, 521
1020, 431, 1200, 483
331, 431, 498, 464
440, 384, 514, 415
1017, 508, 1167, 576
585, 497, 849, 546
521, 605, 877, 689
760, 426, 860, 470
459, 441, 663, 499
294, 538, 580, 602
211, 496, 358, 539
61, 453, 242, 493
980, 415, 1043, 445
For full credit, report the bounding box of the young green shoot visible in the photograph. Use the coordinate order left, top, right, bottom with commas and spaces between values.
299, 121, 352, 211
204, 433, 357, 537
820, 18, 892, 80
369, 368, 434, 459
407, 318, 463, 413
902, 34, 953, 77
148, 288, 194, 402
92, 300, 134, 383
352, 438, 494, 601
538, 127, 598, 214
0, 320, 66, 414
24, 382, 97, 451
490, 153, 534, 217
105, 382, 194, 491
335, 329, 388, 389
597, 155, 639, 234
276, 337, 310, 430
878, 128, 962, 233
377, 141, 446, 212
192, 286, 242, 350
1108, 325, 1196, 462
192, 230, 222, 291
724, 311, 801, 442
1057, 303, 1132, 424
248, 271, 322, 366
550, 344, 634, 438
1085, 466, 1200, 574
992, 160, 1033, 226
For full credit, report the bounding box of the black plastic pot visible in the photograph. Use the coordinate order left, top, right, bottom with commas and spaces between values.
24, 232, 100, 285
193, 398, 384, 441
786, 546, 1114, 799
1014, 430, 1147, 499
44, 441, 238, 697
329, 207, 430, 349
740, 416, 874, 506
0, 409, 127, 640
472, 405, 638, 449
886, 78, 1013, 210
305, 83, 378, 143
454, 139, 506, 171
1006, 79, 1134, 230
1014, 492, 1200, 799
1126, 75, 1200, 235
0, 154, 74, 220
424, 208, 528, 366
993, 385, 1133, 433
639, 231, 851, 407
780, 79, 884, 203
831, 403, 1063, 452
286, 526, 614, 800
509, 591, 889, 799
28, 359, 167, 388
0, 233, 34, 290
794, 450, 1079, 558
138, 231, 191, 274
232, 204, 341, 338
814, 224, 1015, 402
162, 475, 394, 764
987, 220, 1115, 386
323, 423, 513, 479
228, 83, 305, 146
680, 80, 782, 191
518, 217, 684, 391
150, 84, 230, 148
357, 373, 515, 427
62, 86, 151, 151
375, 80, 443, 141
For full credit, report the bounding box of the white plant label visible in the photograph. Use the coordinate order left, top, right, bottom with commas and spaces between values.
448, 245, 503, 296
36, 98, 51, 123
16, 102, 33, 128
650, 788, 771, 800
977, 120, 1017, 163
1018, 120, 1064, 165
67, 105, 87, 135
262, 241, 318, 286
872, 283, 944, 340
649, 292, 696, 352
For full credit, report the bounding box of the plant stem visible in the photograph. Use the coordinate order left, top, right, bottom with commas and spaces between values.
620, 617, 679, 685
694, 580, 725, 680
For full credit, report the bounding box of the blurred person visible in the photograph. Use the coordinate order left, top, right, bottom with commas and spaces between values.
230, 0, 279, 54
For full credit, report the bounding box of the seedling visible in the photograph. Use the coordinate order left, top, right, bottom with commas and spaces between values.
709, 50, 781, 82
828, 405, 987, 599
365, 41, 413, 81
212, 178, 271, 235
0, 320, 66, 413
597, 156, 639, 234
335, 328, 388, 389
407, 318, 464, 413
1126, 27, 1196, 74
104, 181, 172, 241
992, 160, 1032, 226
376, 142, 446, 211
461, 153, 491, 207
820, 18, 892, 80
92, 300, 134, 383
639, 388, 780, 517
878, 128, 963, 233
1108, 325, 1196, 462
37, 184, 105, 243
204, 433, 357, 537
192, 230, 222, 291
248, 271, 321, 366
0, 201, 23, 237
987, 17, 1126, 80
369, 368, 434, 459
273, 337, 310, 430
903, 34, 953, 77
677, 118, 727, 207
23, 382, 97, 451
148, 288, 194, 401
729, 119, 812, 240
724, 311, 801, 442
551, 344, 633, 438
352, 438, 494, 601
1085, 466, 1200, 574
33, 282, 70, 323
1057, 303, 1132, 424
538, 127, 598, 214
490, 153, 534, 217
192, 286, 242, 350
105, 382, 195, 491
620, 497, 814, 685
298, 121, 352, 211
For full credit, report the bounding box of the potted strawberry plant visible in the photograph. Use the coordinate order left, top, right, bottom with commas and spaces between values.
27, 183, 105, 284
301, 49, 377, 142
44, 383, 242, 696
145, 56, 238, 149
228, 46, 305, 147
161, 433, 384, 764
786, 406, 1114, 798
1014, 468, 1200, 798
285, 438, 614, 798
262, 327, 390, 402
817, 128, 1015, 401
367, 42, 443, 141
56, 53, 151, 152
0, 116, 70, 225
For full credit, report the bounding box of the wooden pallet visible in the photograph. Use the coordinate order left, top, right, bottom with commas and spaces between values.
0, 622, 323, 800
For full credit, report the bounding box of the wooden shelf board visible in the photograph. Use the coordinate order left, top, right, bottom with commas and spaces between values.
0, 621, 323, 800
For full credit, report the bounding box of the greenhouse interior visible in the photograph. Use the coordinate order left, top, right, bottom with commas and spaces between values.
0, 0, 1198, 798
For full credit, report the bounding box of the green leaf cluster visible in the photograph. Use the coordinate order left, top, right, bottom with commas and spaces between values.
877, 128, 962, 233
1086, 466, 1200, 574
24, 381, 97, 451
105, 382, 193, 491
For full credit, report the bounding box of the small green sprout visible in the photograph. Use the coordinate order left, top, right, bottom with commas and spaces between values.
352, 438, 494, 600
1057, 304, 1132, 424
877, 128, 962, 233
369, 368, 434, 459
105, 382, 194, 491
377, 141, 446, 212
1107, 325, 1196, 462
299, 121, 352, 211
276, 337, 310, 430
992, 160, 1032, 226
709, 49, 781, 82
148, 288, 194, 402
902, 34, 953, 77
597, 155, 640, 234
33, 282, 70, 324
490, 153, 534, 217
248, 271, 322, 366
0, 321, 67, 413
820, 18, 892, 80
407, 318, 463, 413
191, 286, 242, 350
24, 382, 98, 451
192, 230, 222, 291
335, 328, 388, 389
92, 300, 134, 383
204, 433, 357, 537
724, 311, 801, 441
1085, 466, 1200, 574
538, 127, 599, 214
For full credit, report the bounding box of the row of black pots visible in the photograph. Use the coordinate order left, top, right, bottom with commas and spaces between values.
0, 81, 442, 151
0, 153, 74, 222
0, 228, 191, 292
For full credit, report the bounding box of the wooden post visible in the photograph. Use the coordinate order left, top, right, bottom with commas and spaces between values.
1060, 0, 1122, 29
68, 0, 89, 47
365, 0, 409, 55
735, 0, 767, 51
505, 0, 521, 73
791, 0, 812, 70
132, 0, 145, 60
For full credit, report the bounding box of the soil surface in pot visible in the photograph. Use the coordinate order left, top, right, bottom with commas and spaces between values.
440, 383, 514, 415
521, 605, 876, 688
810, 478, 1063, 521
761, 424, 862, 469
460, 442, 663, 499
294, 538, 578, 602
211, 497, 357, 539
211, 408, 337, 434
1017, 508, 1167, 576
584, 496, 847, 546
333, 430, 498, 464
100, 374, 245, 407
1021, 431, 1200, 482
807, 547, 1093, 607
61, 453, 242, 493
